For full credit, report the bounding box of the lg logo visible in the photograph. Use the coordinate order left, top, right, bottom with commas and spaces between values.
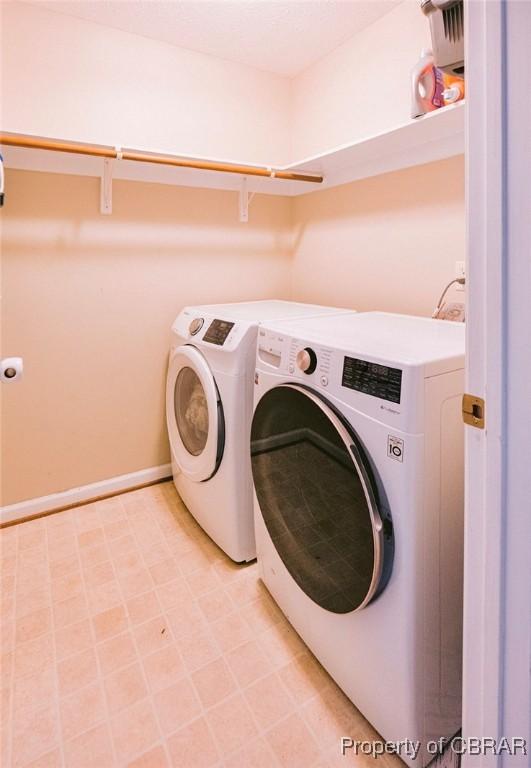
387, 435, 404, 462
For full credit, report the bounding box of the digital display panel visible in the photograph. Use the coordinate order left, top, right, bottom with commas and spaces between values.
203, 319, 235, 346
342, 357, 402, 404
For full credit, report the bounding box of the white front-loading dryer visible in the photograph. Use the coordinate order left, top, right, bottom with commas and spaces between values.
166, 301, 354, 563
251, 312, 465, 767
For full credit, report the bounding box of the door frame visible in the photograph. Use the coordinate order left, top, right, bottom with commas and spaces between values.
463, 2, 531, 764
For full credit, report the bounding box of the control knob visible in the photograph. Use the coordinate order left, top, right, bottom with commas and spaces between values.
189, 317, 204, 336
296, 347, 317, 374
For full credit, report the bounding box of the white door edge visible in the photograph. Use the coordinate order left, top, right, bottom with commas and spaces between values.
166, 345, 221, 482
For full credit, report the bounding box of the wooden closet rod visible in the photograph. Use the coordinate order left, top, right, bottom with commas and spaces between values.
0, 133, 323, 184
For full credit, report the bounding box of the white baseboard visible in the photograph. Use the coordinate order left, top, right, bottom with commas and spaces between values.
0, 464, 172, 525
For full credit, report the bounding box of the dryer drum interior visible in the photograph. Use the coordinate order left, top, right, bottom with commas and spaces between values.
251, 385, 394, 614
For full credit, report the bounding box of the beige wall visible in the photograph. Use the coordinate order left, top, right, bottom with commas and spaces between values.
290, 0, 430, 159
1, 157, 464, 507
1, 2, 291, 165
0, 3, 465, 508
3, 1, 430, 167
0, 169, 292, 505
290, 156, 465, 316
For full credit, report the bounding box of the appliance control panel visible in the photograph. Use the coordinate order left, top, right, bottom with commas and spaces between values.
202, 319, 235, 346
342, 357, 402, 404
255, 327, 412, 421
174, 309, 253, 353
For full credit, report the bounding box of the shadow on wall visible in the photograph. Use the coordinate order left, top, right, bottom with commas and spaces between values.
0, 170, 293, 506
290, 156, 465, 317
4, 173, 293, 258
1, 158, 462, 506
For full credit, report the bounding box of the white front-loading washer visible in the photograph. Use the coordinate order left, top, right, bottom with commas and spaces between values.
251, 312, 465, 767
166, 301, 353, 563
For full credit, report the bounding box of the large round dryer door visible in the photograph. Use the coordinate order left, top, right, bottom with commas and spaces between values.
251, 384, 392, 614
166, 345, 224, 482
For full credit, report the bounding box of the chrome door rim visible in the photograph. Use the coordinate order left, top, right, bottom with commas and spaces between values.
166, 345, 223, 482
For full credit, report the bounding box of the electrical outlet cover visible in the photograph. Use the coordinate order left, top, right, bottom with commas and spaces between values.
455, 261, 465, 291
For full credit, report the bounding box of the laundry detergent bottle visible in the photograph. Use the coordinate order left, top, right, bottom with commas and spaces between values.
411, 48, 444, 118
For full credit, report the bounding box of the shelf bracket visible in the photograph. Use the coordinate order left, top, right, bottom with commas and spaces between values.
100, 158, 113, 215
239, 177, 249, 223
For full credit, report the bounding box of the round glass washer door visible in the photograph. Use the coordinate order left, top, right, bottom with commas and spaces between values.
174, 366, 209, 456
166, 345, 224, 482
251, 384, 391, 614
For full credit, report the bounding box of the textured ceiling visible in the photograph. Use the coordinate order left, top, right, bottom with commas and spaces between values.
24, 0, 401, 77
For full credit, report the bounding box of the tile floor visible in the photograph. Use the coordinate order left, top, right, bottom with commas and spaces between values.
0, 482, 405, 768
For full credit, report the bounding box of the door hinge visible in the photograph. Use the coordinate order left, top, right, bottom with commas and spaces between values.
462, 394, 485, 429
